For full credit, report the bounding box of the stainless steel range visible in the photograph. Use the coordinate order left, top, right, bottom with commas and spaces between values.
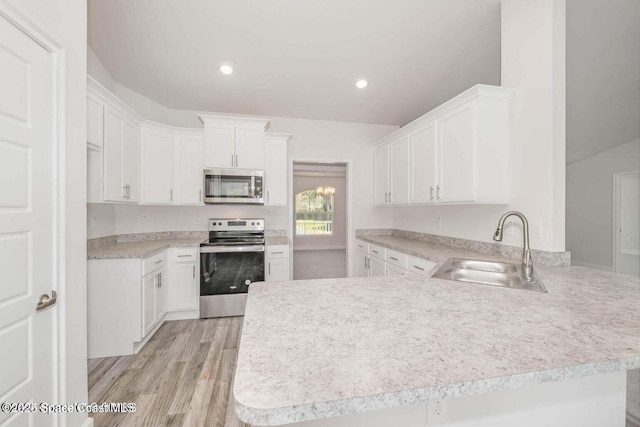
199, 218, 265, 318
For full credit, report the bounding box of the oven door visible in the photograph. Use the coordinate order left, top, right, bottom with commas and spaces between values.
200, 246, 265, 295
203, 169, 264, 204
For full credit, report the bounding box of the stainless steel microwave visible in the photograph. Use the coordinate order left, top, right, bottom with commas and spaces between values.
203, 169, 264, 204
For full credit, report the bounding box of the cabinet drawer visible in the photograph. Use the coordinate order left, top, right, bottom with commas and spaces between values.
369, 244, 386, 260
407, 256, 436, 274
266, 245, 288, 259
171, 247, 198, 262
385, 249, 407, 268
143, 252, 166, 276
386, 263, 411, 277
355, 239, 369, 253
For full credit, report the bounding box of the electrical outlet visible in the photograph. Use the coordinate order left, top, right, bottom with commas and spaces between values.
90, 216, 97, 230
436, 217, 442, 229
427, 400, 448, 424
138, 215, 146, 225
195, 215, 201, 224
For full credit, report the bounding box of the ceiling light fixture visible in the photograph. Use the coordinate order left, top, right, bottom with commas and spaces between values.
219, 64, 234, 75
356, 79, 368, 89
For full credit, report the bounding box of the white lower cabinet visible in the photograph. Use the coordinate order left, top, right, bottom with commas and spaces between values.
265, 245, 290, 282
167, 248, 199, 312
141, 256, 167, 337
351, 240, 436, 279
88, 246, 202, 359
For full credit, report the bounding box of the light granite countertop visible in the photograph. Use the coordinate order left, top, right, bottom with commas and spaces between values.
358, 234, 514, 264
87, 238, 205, 259
88, 236, 290, 259
234, 263, 640, 425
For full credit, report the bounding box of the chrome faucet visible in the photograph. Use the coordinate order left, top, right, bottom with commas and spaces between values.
493, 211, 534, 282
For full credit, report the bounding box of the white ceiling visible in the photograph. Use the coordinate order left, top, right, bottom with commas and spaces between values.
88, 0, 501, 126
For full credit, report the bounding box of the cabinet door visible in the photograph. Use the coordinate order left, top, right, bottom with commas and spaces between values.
389, 135, 410, 204
386, 263, 410, 277
168, 262, 198, 311
178, 135, 204, 204
374, 144, 390, 206
142, 128, 175, 204
354, 251, 369, 277
439, 102, 475, 203
155, 269, 167, 320
266, 258, 289, 282
123, 118, 139, 202
410, 121, 438, 204
142, 274, 156, 337
265, 139, 288, 206
103, 104, 125, 201
87, 92, 103, 148
369, 256, 386, 277
203, 124, 235, 168
235, 126, 265, 169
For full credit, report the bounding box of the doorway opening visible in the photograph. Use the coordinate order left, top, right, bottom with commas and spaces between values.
292, 161, 348, 280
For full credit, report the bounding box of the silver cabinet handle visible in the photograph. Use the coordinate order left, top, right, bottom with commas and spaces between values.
413, 265, 425, 271
199, 189, 202, 202
193, 264, 195, 279
231, 154, 234, 167
177, 254, 191, 258
372, 250, 379, 254
430, 186, 434, 201
268, 262, 271, 275
230, 285, 237, 290
170, 189, 173, 202
267, 191, 270, 204
235, 154, 238, 168
384, 192, 388, 203
159, 273, 162, 287
271, 251, 284, 255
37, 290, 57, 311
436, 185, 441, 200
390, 256, 398, 261
127, 185, 130, 199
155, 259, 163, 264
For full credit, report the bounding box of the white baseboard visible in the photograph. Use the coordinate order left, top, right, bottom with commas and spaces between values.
164, 310, 199, 321
571, 261, 614, 271
293, 245, 346, 251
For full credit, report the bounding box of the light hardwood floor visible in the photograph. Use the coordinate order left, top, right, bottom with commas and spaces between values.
88, 317, 249, 427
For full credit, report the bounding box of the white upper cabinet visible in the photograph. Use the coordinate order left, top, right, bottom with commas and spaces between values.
141, 123, 175, 204
87, 91, 103, 149
202, 123, 235, 168
410, 121, 438, 204
176, 133, 204, 205
389, 135, 410, 204
264, 133, 291, 206
199, 115, 270, 170
374, 144, 390, 205
375, 135, 410, 205
375, 85, 513, 206
87, 76, 141, 204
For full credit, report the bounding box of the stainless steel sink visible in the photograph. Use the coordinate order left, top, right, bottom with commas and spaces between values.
431, 258, 547, 293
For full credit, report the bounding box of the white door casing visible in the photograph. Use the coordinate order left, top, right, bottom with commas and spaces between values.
614, 172, 640, 276
0, 10, 57, 427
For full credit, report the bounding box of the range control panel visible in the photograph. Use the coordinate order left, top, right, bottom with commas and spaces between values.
208, 218, 264, 232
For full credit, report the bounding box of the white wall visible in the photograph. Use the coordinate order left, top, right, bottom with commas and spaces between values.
293, 175, 347, 250
393, 0, 567, 253
6, 1, 88, 426
566, 139, 640, 270
87, 203, 115, 239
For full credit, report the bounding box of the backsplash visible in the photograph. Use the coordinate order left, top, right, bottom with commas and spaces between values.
356, 229, 571, 266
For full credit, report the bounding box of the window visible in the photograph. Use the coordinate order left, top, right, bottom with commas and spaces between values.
295, 188, 334, 235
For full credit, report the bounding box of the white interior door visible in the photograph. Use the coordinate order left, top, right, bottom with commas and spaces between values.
615, 172, 640, 276
0, 13, 56, 427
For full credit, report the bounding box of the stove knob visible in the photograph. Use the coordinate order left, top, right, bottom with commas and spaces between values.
251, 222, 255, 226
218, 222, 222, 226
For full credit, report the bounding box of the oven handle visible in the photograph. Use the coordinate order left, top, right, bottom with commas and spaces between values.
200, 245, 265, 254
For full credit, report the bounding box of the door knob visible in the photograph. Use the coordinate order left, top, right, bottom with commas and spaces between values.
37, 291, 57, 311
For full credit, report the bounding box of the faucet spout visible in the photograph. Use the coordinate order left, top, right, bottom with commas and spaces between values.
493, 211, 534, 282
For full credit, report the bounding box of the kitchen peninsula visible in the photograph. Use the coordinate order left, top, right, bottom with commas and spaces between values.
233, 235, 640, 427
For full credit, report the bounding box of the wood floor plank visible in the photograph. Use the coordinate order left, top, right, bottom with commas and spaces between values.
89, 318, 248, 427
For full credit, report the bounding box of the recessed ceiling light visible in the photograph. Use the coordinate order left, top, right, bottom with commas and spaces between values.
219, 64, 234, 75
356, 79, 368, 89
